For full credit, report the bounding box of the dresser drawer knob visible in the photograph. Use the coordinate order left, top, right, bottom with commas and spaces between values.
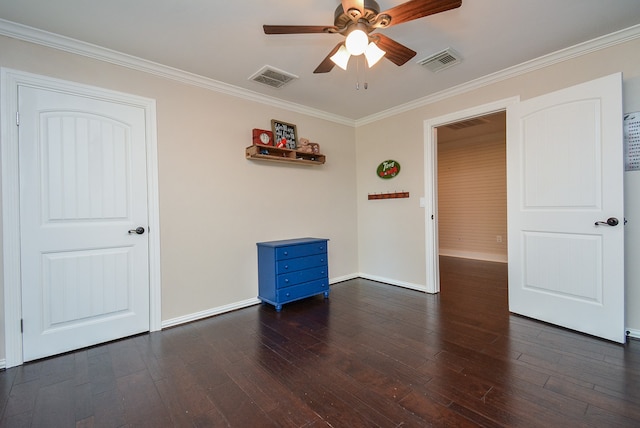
285, 292, 290, 297
284, 265, 289, 269
283, 251, 288, 256
284, 279, 289, 283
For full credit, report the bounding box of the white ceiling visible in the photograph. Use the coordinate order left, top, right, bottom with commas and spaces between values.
1, 0, 640, 121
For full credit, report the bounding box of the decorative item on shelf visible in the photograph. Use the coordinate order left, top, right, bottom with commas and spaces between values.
276, 138, 287, 148
271, 119, 297, 149
297, 138, 312, 153
297, 138, 321, 154
252, 128, 274, 146
368, 191, 410, 200
377, 160, 400, 179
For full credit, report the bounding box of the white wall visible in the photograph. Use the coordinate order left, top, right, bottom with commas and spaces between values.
356, 36, 640, 334
0, 35, 360, 361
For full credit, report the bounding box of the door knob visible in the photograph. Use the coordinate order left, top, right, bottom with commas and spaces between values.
128, 226, 145, 234
594, 217, 619, 226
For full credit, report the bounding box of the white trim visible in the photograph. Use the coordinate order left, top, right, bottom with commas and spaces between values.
145, 100, 162, 332
423, 97, 519, 294
358, 273, 428, 293
0, 19, 354, 128
423, 121, 440, 293
330, 273, 359, 284
1, 68, 162, 368
162, 298, 261, 329
0, 19, 638, 128
1, 68, 23, 368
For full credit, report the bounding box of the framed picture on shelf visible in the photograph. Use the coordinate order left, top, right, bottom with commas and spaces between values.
271, 119, 298, 149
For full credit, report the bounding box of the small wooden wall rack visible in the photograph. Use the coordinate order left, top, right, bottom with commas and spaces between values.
368, 191, 410, 200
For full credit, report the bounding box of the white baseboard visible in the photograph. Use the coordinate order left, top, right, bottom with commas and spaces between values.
358, 273, 428, 293
330, 273, 359, 284
161, 297, 261, 329
439, 249, 507, 263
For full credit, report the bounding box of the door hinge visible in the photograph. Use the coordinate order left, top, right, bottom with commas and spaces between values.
16, 111, 19, 126
20, 319, 23, 333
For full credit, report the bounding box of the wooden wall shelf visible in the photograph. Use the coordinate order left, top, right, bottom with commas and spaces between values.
368, 191, 410, 200
246, 145, 325, 166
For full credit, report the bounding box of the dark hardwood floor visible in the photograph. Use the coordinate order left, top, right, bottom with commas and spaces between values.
1, 256, 639, 427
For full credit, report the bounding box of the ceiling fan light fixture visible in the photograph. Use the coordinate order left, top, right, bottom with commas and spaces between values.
364, 42, 385, 67
345, 26, 369, 55
330, 45, 351, 70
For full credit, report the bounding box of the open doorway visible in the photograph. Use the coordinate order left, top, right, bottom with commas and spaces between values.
436, 111, 507, 262
434, 111, 508, 301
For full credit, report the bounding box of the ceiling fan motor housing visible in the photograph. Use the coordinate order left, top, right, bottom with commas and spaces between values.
334, 0, 381, 28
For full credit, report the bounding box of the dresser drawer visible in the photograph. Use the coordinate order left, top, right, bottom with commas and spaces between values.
277, 265, 328, 288
276, 253, 327, 274
276, 279, 329, 303
275, 242, 327, 260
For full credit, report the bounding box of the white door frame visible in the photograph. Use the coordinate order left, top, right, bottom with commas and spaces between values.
1, 68, 162, 368
423, 97, 519, 293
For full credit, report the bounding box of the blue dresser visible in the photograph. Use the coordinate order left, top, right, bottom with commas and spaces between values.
257, 238, 329, 311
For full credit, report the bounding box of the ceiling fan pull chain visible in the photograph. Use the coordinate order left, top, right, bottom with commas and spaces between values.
362, 56, 368, 89
363, 57, 368, 89
354, 55, 369, 90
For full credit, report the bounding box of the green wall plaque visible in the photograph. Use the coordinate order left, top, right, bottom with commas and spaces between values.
377, 160, 400, 179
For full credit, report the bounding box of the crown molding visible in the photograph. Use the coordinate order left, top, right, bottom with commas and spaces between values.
355, 23, 640, 126
0, 19, 356, 127
1, 19, 638, 129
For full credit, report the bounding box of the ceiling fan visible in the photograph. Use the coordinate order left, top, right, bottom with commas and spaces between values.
263, 0, 462, 73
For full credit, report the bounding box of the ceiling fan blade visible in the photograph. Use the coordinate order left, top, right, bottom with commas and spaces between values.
342, 0, 365, 19
380, 0, 462, 28
374, 34, 417, 66
313, 43, 344, 74
263, 25, 337, 34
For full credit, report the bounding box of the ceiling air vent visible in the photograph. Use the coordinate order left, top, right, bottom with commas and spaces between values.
249, 66, 298, 89
417, 48, 462, 73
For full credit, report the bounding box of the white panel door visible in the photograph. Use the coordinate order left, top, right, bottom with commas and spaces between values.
508, 73, 624, 343
19, 85, 150, 361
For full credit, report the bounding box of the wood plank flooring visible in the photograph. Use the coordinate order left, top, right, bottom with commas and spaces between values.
1, 256, 639, 427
